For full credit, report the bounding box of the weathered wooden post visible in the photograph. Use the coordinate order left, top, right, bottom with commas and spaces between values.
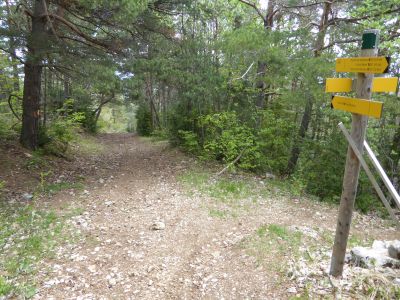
329, 30, 379, 277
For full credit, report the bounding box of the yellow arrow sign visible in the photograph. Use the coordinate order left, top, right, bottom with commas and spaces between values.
326, 77, 398, 93
336, 57, 390, 74
331, 96, 383, 118
372, 77, 398, 92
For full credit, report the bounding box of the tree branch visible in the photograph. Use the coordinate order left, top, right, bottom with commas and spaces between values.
320, 38, 361, 51
43, 13, 112, 50
8, 94, 21, 121
238, 0, 266, 22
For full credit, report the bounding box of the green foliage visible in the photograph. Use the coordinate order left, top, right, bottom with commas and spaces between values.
43, 182, 84, 195
24, 150, 48, 170
201, 112, 259, 170
136, 103, 153, 136
208, 209, 227, 218
177, 130, 200, 154
40, 99, 85, 155
0, 180, 4, 193
0, 276, 12, 296
243, 224, 302, 268
299, 129, 347, 202
0, 118, 16, 140
0, 203, 65, 298
256, 110, 295, 174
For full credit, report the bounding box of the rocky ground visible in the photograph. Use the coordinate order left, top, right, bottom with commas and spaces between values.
1, 134, 399, 299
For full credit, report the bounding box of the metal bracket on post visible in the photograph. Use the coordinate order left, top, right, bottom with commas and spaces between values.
338, 122, 399, 227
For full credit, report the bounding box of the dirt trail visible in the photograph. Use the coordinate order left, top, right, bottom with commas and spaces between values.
33, 134, 399, 299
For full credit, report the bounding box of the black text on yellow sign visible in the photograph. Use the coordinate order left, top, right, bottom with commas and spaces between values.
331, 96, 383, 119
335, 56, 390, 74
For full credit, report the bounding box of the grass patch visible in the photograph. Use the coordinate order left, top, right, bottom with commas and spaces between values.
73, 134, 106, 156
208, 209, 228, 218
42, 181, 84, 195
0, 202, 68, 298
242, 224, 302, 269
23, 150, 48, 170
178, 170, 256, 203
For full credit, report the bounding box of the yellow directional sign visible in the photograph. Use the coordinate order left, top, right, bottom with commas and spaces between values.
326, 77, 399, 93
372, 77, 398, 92
336, 57, 390, 74
326, 78, 353, 93
331, 96, 383, 118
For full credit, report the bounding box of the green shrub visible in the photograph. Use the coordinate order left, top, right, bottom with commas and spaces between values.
0, 117, 16, 140
299, 130, 347, 202
201, 112, 260, 170
177, 130, 199, 154
40, 100, 85, 156
256, 110, 295, 174
136, 104, 152, 136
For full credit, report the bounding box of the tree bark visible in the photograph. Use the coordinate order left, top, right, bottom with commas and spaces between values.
20, 0, 48, 149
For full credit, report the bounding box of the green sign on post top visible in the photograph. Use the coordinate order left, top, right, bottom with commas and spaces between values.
362, 30, 380, 49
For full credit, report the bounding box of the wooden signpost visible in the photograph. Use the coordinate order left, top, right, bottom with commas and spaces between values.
326, 29, 397, 277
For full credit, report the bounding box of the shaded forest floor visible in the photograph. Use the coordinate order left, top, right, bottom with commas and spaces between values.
0, 134, 399, 299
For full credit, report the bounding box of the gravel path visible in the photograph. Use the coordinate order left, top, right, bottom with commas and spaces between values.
32, 134, 399, 299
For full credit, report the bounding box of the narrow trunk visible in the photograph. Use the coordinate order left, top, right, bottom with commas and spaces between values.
285, 1, 331, 174
286, 96, 313, 174
20, 0, 47, 149
255, 0, 275, 126
5, 0, 20, 92
43, 67, 47, 127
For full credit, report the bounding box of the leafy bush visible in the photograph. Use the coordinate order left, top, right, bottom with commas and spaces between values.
177, 130, 199, 154
40, 100, 85, 156
256, 110, 295, 174
201, 112, 260, 170
0, 117, 17, 140
299, 132, 347, 202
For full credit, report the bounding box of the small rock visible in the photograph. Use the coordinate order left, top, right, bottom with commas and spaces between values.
88, 265, 96, 273
99, 178, 105, 184
388, 241, 400, 259
265, 172, 276, 180
22, 193, 33, 201
108, 277, 117, 287
151, 221, 165, 231
287, 287, 297, 293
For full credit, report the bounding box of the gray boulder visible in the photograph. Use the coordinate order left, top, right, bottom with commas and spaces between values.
350, 240, 400, 269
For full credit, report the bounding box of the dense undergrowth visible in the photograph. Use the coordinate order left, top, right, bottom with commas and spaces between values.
143, 109, 388, 215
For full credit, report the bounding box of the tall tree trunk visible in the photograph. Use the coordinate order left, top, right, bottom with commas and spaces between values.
286, 95, 313, 174
20, 0, 47, 149
285, 1, 331, 174
43, 66, 47, 127
254, 0, 275, 127
5, 0, 20, 92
